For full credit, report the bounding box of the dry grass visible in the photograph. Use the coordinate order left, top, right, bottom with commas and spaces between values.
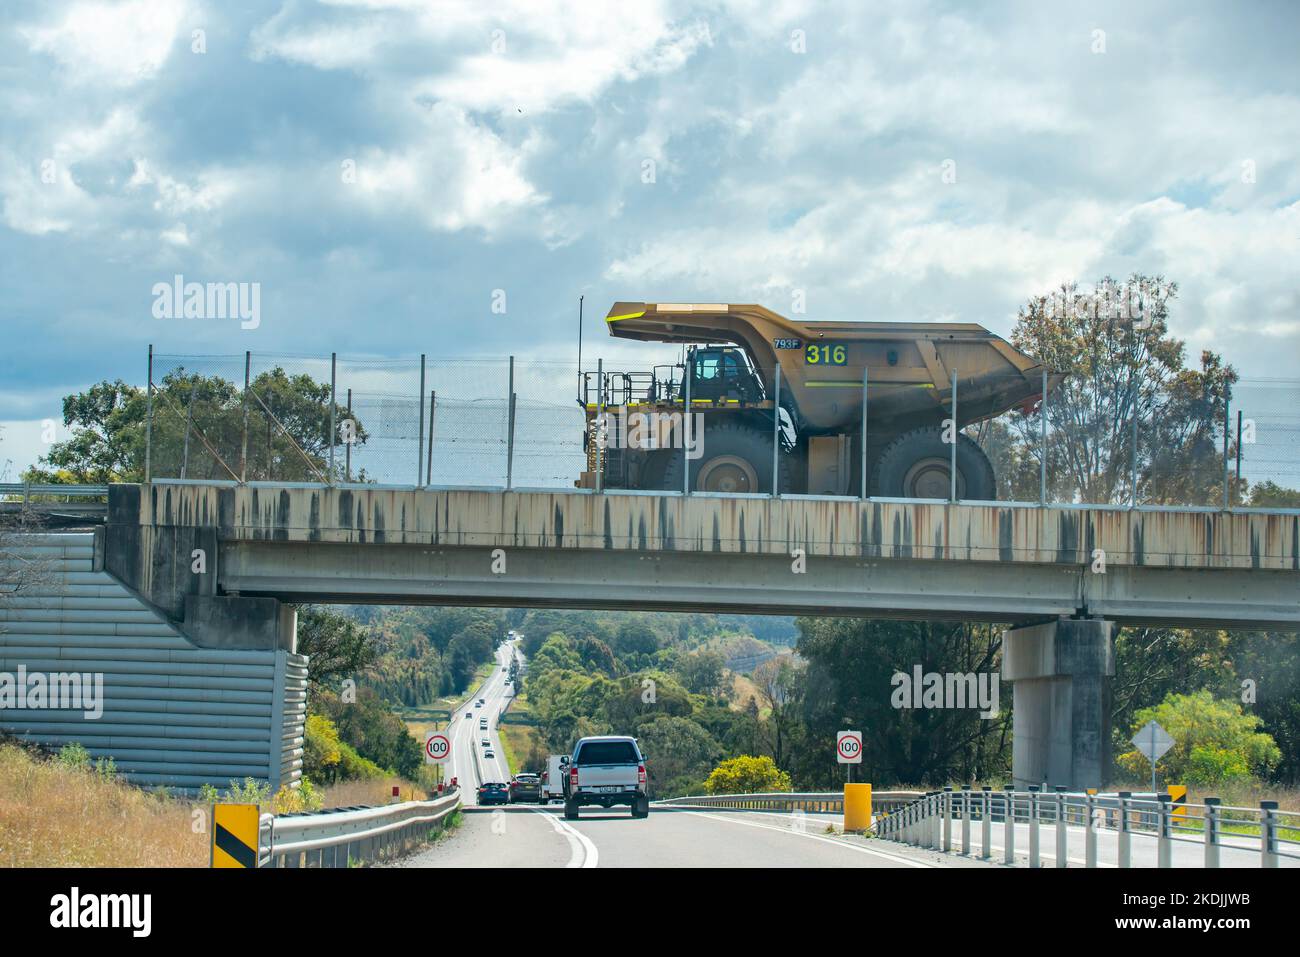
317, 777, 429, 809
0, 743, 207, 868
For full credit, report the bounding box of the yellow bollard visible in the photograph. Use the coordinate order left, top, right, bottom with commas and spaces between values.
844, 783, 873, 832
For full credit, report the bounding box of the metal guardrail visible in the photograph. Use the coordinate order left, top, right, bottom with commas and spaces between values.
0, 483, 110, 517
875, 786, 1299, 868
657, 790, 923, 815
259, 789, 461, 867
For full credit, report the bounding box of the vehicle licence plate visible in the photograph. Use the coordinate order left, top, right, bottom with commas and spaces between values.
594, 786, 621, 793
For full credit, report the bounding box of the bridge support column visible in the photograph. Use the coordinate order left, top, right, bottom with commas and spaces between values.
1003, 617, 1115, 792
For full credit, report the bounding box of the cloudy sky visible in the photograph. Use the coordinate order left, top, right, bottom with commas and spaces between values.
1, 0, 1297, 478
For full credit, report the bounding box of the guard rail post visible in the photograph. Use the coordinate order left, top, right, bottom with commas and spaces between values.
1157, 794, 1172, 868
961, 784, 972, 855
981, 786, 992, 859
1117, 791, 1132, 868
1204, 797, 1221, 869
1004, 785, 1015, 865
1261, 801, 1279, 868
1054, 786, 1067, 868
1028, 786, 1040, 868
1085, 791, 1097, 869
942, 787, 953, 852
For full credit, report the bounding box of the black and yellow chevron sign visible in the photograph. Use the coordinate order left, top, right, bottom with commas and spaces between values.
212, 803, 260, 868
1167, 785, 1188, 819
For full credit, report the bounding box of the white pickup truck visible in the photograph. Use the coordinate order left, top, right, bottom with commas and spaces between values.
562, 735, 649, 820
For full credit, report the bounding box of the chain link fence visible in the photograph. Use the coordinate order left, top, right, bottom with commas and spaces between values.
144, 349, 1298, 507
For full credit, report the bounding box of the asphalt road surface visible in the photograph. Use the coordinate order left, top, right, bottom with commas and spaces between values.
444, 638, 519, 805
394, 805, 993, 869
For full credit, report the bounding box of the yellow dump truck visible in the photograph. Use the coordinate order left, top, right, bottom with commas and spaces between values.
578, 301, 1063, 498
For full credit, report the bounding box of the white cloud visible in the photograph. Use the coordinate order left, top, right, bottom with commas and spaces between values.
19, 0, 190, 87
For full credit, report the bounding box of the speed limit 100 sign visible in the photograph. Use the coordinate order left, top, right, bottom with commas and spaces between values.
837, 730, 863, 764
425, 732, 451, 765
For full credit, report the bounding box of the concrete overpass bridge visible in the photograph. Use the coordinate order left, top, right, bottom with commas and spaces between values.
3, 480, 1297, 792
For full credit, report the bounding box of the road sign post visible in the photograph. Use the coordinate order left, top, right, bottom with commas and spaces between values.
425, 732, 451, 766
836, 729, 862, 783
1132, 719, 1174, 792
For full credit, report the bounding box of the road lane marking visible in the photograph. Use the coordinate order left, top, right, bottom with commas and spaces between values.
531, 808, 598, 868
681, 810, 938, 867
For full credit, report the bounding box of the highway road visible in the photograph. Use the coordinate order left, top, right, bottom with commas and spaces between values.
393, 805, 993, 869
444, 638, 520, 805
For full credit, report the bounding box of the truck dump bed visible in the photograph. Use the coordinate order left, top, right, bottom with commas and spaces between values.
606, 301, 1061, 433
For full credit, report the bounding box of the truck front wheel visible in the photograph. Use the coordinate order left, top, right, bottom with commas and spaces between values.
871, 427, 996, 501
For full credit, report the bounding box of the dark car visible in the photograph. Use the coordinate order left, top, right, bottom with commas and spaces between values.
508, 773, 542, 804
477, 782, 509, 806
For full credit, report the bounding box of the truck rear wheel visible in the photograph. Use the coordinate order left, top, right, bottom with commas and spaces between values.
871, 427, 996, 500
564, 799, 579, 820
659, 421, 794, 494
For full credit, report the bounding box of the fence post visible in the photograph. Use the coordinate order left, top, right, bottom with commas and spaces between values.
1157, 794, 1172, 868
1004, 785, 1015, 865
1204, 797, 1221, 869
426, 390, 435, 486
1131, 378, 1138, 507
1261, 800, 1279, 868
328, 352, 337, 483
596, 358, 604, 494
1055, 786, 1067, 868
931, 793, 941, 849
949, 369, 958, 502
345, 388, 353, 483
772, 363, 781, 497
1117, 791, 1131, 868
682, 356, 691, 495
505, 355, 515, 490
1085, 791, 1097, 868
860, 365, 869, 498
1222, 397, 1231, 510
418, 354, 426, 487
942, 787, 952, 852
981, 786, 992, 859
1028, 786, 1040, 868
145, 344, 154, 483
241, 351, 250, 483
961, 784, 971, 855
1039, 367, 1047, 504
180, 376, 198, 480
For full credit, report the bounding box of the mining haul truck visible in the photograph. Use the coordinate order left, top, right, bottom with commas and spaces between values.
577, 301, 1064, 499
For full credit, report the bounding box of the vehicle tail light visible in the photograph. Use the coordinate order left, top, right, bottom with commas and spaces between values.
569, 766, 579, 790
638, 764, 647, 786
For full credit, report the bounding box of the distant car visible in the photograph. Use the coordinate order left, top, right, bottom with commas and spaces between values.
477, 782, 509, 806
465, 712, 473, 719
509, 773, 541, 804
484, 750, 495, 760
478, 698, 485, 705
481, 738, 490, 747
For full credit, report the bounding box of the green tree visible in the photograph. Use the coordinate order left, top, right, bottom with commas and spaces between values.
296, 606, 376, 691
704, 755, 791, 794
24, 368, 367, 484
635, 715, 722, 797
1116, 691, 1280, 785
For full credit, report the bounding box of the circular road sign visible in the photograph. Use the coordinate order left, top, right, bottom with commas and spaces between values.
425, 732, 452, 765
837, 730, 863, 764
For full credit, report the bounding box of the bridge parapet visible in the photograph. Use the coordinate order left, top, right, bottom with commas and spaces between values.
113, 482, 1299, 570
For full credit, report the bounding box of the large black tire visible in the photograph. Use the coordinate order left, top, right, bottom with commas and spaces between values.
563, 799, 579, 821
632, 796, 650, 818
659, 420, 795, 494
871, 427, 996, 500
